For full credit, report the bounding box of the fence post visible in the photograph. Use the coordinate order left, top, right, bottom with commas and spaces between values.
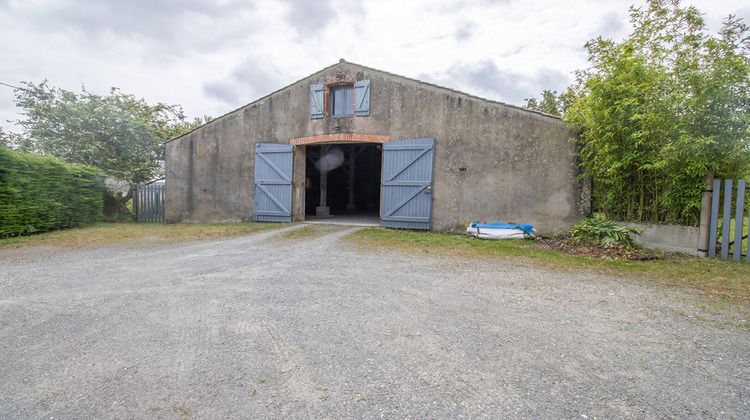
159, 185, 165, 223
709, 179, 721, 257
698, 173, 713, 257
721, 180, 733, 260
735, 180, 746, 262
148, 185, 153, 222
134, 184, 139, 222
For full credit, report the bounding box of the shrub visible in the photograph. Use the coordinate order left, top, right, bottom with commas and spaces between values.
570, 217, 642, 249
0, 147, 105, 237
102, 189, 134, 222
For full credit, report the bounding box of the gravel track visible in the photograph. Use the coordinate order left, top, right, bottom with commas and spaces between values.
1, 224, 748, 419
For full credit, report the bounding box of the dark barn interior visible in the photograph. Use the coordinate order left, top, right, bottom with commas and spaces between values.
305, 144, 382, 217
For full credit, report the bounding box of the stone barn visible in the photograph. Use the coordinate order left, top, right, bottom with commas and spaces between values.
165, 60, 589, 234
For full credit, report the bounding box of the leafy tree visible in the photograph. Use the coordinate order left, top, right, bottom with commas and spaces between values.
524, 89, 577, 116
0, 128, 9, 148
11, 81, 204, 185
565, 0, 750, 225
8, 81, 207, 219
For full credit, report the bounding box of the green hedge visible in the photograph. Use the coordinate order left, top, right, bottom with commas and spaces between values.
0, 147, 105, 238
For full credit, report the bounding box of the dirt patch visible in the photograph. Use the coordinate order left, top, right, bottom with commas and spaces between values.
536, 231, 658, 261
268, 224, 348, 241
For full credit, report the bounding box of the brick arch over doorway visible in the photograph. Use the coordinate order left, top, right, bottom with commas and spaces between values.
290, 133, 390, 146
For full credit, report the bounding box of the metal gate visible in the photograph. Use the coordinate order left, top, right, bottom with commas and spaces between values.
381, 138, 436, 230
253, 143, 294, 222
134, 184, 164, 223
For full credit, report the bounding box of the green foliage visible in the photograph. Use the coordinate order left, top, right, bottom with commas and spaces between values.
570, 217, 643, 249
0, 128, 9, 148
524, 88, 577, 116
565, 0, 750, 226
0, 147, 105, 238
102, 189, 135, 223
10, 81, 206, 184
7, 81, 209, 219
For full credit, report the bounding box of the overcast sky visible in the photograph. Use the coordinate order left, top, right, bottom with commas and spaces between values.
1, 0, 747, 133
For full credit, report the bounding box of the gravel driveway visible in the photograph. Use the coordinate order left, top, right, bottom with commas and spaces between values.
1, 224, 748, 418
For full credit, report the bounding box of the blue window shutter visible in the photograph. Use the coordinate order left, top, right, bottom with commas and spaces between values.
310, 84, 324, 119
354, 80, 370, 116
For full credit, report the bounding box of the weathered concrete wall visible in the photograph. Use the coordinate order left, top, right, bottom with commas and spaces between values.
166, 113, 255, 222
618, 222, 701, 256
166, 61, 589, 234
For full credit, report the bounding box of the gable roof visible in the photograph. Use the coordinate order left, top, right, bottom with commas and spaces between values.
166, 59, 560, 144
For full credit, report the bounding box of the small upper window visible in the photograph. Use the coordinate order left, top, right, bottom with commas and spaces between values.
330, 85, 354, 117
310, 79, 370, 119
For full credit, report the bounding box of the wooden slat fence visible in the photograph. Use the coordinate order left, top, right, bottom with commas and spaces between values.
708, 179, 749, 263
134, 184, 165, 223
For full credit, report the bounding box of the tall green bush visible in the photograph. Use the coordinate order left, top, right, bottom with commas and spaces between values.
0, 147, 105, 237
566, 0, 750, 226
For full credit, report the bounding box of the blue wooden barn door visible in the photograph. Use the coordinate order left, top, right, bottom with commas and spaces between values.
381, 138, 436, 230
253, 143, 293, 222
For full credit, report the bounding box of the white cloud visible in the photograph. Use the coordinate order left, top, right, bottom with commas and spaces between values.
202, 58, 288, 107
421, 59, 569, 105
280, 0, 337, 38
1, 0, 747, 133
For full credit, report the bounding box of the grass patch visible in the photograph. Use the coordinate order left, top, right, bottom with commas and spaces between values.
343, 227, 570, 263
344, 228, 750, 301
4, 222, 748, 303
268, 224, 346, 241
0, 222, 285, 249
719, 217, 749, 256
